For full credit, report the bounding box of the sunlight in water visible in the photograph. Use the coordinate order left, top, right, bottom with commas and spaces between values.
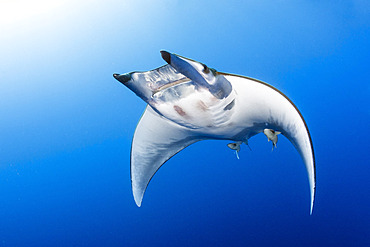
0, 0, 67, 26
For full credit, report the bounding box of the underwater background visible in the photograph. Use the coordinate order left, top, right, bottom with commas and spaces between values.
1, 1, 369, 246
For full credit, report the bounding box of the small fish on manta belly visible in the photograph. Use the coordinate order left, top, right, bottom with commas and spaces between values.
113, 51, 316, 214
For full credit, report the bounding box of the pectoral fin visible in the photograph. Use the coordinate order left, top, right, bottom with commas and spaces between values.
130, 106, 201, 207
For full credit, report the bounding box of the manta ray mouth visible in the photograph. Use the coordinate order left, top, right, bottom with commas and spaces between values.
152, 77, 191, 95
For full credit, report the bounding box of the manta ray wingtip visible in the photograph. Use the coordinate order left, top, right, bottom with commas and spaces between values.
134, 195, 143, 207
132, 185, 145, 207
310, 187, 315, 215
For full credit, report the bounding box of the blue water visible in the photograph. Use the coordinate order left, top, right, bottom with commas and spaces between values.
1, 1, 369, 246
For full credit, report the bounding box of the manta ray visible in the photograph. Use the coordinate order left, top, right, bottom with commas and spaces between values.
113, 51, 316, 214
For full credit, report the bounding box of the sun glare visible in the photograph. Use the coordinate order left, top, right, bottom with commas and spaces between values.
0, 0, 67, 27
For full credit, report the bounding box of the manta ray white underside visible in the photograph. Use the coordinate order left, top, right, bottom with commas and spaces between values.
114, 51, 316, 214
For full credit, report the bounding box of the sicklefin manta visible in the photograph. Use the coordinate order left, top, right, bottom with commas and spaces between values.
113, 51, 316, 214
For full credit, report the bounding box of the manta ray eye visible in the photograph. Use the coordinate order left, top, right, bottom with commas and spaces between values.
202, 64, 210, 74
